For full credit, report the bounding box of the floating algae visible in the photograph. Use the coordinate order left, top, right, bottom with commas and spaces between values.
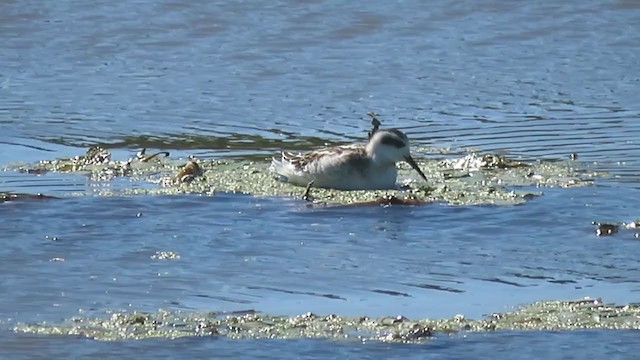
13, 298, 640, 342
5, 146, 599, 206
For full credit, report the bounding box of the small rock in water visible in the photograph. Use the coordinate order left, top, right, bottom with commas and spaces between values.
593, 222, 619, 236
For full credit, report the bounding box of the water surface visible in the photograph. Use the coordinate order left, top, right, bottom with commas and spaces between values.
1, 0, 639, 358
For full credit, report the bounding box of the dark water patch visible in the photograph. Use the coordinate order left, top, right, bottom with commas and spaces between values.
614, 0, 640, 10
508, 272, 554, 281
28, 133, 356, 158
405, 283, 465, 294
370, 289, 412, 297
473, 278, 529, 288
0, 140, 56, 153
547, 279, 578, 285
246, 286, 346, 301
192, 294, 253, 305
418, 273, 465, 285
0, 192, 59, 202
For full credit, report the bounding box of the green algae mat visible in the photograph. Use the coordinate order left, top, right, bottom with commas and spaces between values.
4, 145, 598, 206
14, 298, 640, 342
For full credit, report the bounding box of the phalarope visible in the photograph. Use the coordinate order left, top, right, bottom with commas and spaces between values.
270, 128, 428, 190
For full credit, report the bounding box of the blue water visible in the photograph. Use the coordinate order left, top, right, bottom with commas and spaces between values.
1, 0, 640, 358
2, 330, 640, 359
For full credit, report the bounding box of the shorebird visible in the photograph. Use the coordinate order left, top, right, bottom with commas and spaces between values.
270, 128, 428, 190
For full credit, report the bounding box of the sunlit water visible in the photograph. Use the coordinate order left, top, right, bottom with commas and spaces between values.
1, 0, 639, 358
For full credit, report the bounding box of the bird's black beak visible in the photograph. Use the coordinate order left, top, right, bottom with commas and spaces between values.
404, 155, 428, 182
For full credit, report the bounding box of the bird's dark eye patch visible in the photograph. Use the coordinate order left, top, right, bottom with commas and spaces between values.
388, 128, 408, 141
380, 134, 406, 148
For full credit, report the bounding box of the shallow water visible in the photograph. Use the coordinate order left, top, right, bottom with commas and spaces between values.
1, 0, 640, 358
1, 187, 640, 323
2, 330, 640, 359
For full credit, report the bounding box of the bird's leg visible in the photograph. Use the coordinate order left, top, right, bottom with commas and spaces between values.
141, 151, 170, 162
136, 148, 170, 162
302, 180, 315, 202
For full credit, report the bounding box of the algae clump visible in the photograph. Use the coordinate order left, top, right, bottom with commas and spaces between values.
5, 146, 598, 206
14, 298, 640, 342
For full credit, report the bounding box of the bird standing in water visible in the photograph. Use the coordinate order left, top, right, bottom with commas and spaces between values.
270, 128, 428, 190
